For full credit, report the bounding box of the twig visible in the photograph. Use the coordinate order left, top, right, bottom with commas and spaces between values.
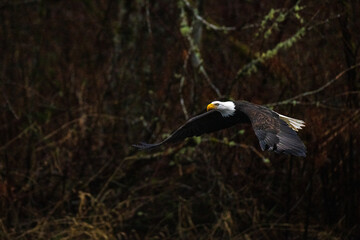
0, 0, 40, 9
179, 76, 189, 119
96, 144, 184, 200
0, 123, 36, 152
198, 65, 222, 97
2, 89, 19, 120
179, 0, 222, 97
229, 5, 321, 94
0, 219, 11, 240
319, 110, 360, 149
267, 63, 360, 107
145, 0, 152, 35
36, 118, 80, 144
182, 0, 236, 32
203, 137, 266, 160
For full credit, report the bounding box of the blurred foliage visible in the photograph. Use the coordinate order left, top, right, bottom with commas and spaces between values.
0, 0, 360, 239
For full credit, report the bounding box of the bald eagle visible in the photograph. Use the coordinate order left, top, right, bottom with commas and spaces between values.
133, 100, 306, 157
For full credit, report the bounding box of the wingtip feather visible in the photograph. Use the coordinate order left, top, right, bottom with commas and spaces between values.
132, 142, 161, 150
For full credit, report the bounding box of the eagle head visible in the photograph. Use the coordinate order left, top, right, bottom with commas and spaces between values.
207, 101, 236, 117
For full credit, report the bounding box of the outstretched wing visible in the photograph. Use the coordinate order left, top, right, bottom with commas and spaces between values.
133, 110, 241, 150
238, 101, 306, 157
237, 101, 306, 157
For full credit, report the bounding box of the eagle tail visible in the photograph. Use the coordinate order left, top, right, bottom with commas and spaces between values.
277, 113, 305, 132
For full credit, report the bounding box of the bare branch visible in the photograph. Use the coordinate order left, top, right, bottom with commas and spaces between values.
179, 1, 222, 97
2, 89, 19, 120
267, 63, 360, 107
179, 75, 189, 119
182, 0, 236, 32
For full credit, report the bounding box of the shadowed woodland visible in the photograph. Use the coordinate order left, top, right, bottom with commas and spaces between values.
1, 0, 360, 239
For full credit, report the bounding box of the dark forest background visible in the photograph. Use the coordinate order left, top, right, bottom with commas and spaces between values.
1, 0, 360, 239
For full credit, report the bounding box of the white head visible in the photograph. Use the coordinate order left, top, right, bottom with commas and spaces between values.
206, 101, 236, 117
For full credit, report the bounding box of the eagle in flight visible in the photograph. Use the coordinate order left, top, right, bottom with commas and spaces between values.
133, 100, 306, 157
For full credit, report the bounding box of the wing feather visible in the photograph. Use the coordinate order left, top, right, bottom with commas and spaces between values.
134, 101, 306, 157
133, 110, 240, 150
236, 101, 306, 157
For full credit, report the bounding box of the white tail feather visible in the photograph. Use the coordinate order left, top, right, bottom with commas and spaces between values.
277, 113, 305, 131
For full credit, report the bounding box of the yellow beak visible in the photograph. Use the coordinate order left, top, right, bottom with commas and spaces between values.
207, 103, 217, 111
